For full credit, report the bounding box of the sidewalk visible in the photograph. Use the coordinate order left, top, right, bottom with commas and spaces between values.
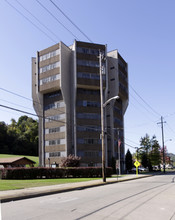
0, 174, 152, 203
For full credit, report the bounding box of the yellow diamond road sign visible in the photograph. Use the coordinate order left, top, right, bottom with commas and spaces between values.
134, 161, 141, 167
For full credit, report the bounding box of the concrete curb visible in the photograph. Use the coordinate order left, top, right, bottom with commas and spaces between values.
0, 174, 152, 203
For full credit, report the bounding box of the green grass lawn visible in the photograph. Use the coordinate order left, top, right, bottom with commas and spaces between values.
0, 154, 39, 167
0, 178, 100, 191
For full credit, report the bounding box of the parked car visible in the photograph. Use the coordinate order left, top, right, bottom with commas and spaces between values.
131, 167, 147, 172
139, 167, 147, 172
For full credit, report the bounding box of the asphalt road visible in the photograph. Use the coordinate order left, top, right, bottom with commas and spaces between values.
1, 173, 175, 220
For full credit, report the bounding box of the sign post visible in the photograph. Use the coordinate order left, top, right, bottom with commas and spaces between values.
134, 161, 141, 176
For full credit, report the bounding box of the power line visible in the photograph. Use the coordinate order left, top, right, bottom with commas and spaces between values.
5, 0, 161, 124
0, 87, 65, 115
7, 0, 159, 126
124, 137, 140, 147
125, 142, 137, 149
129, 93, 159, 120
0, 98, 33, 111
107, 58, 161, 121
0, 102, 142, 151
164, 111, 175, 119
165, 122, 175, 135
15, 0, 60, 41
4, 0, 57, 43
49, 0, 93, 43
36, 0, 79, 40
0, 104, 66, 125
129, 84, 161, 117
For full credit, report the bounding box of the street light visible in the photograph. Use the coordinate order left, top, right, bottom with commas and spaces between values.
101, 96, 119, 182
165, 139, 172, 143
99, 50, 120, 182
103, 96, 120, 107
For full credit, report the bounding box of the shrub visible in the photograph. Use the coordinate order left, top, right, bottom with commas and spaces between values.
60, 155, 81, 167
1, 167, 113, 179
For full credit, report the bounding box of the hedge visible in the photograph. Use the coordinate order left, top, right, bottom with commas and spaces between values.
0, 167, 113, 179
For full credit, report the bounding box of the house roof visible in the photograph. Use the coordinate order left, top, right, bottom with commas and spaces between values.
0, 157, 36, 164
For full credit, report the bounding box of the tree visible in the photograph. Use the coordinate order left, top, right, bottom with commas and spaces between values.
150, 136, 161, 166
125, 149, 133, 172
0, 116, 38, 156
60, 155, 81, 167
0, 122, 9, 153
140, 134, 161, 171
141, 152, 148, 168
140, 134, 151, 154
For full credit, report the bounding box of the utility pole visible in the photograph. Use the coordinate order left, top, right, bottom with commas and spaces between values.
99, 51, 106, 182
117, 129, 121, 176
157, 116, 166, 173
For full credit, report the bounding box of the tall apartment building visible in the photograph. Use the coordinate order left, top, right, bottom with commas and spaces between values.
32, 40, 128, 171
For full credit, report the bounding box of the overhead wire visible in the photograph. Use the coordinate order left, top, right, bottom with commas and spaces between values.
0, 101, 139, 150
0, 87, 66, 115
107, 57, 161, 122
124, 137, 140, 147
4, 0, 166, 148
4, 0, 57, 43
129, 93, 159, 120
49, 0, 93, 42
0, 104, 66, 125
15, 0, 61, 41
5, 0, 160, 124
35, 0, 80, 40
0, 85, 153, 147
129, 84, 161, 117
0, 98, 34, 111
165, 122, 175, 136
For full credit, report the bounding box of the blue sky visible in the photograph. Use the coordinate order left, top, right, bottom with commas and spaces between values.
0, 0, 175, 154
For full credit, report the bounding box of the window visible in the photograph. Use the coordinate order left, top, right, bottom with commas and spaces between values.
77, 72, 105, 80
77, 138, 101, 144
45, 91, 61, 98
77, 89, 100, 95
39, 61, 60, 74
77, 125, 100, 132
39, 49, 60, 62
40, 74, 60, 85
45, 139, 66, 146
118, 59, 127, 72
45, 126, 66, 134
114, 106, 122, 115
110, 78, 115, 81
48, 151, 66, 157
84, 151, 99, 157
114, 117, 123, 127
77, 100, 100, 108
77, 60, 99, 68
77, 47, 101, 56
45, 101, 65, 110
119, 71, 127, 82
77, 113, 100, 120
45, 114, 65, 122
119, 82, 128, 94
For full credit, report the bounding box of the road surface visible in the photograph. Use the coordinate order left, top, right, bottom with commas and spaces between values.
1, 173, 175, 220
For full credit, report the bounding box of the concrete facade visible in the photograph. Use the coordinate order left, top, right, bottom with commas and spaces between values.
32, 40, 128, 171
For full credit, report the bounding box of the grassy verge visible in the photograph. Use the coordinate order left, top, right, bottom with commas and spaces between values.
0, 178, 100, 191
